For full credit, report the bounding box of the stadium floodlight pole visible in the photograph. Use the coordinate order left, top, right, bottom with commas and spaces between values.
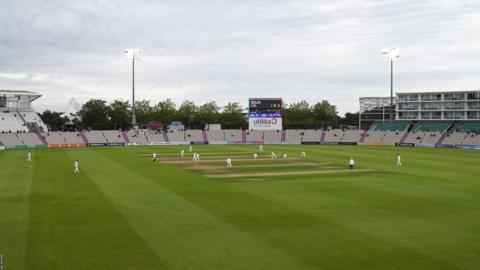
125, 48, 143, 128
381, 47, 399, 120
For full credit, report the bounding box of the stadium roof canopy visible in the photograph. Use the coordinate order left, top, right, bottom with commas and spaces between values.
0, 90, 42, 101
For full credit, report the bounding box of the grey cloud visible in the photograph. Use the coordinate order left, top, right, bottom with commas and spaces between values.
1, 0, 480, 115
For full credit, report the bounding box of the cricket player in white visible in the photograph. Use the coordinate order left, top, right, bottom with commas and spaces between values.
271, 152, 276, 160
396, 154, 402, 166
180, 149, 185, 160
300, 151, 306, 159
226, 157, 232, 168
152, 152, 157, 162
349, 158, 355, 170
27, 151, 32, 162
189, 144, 193, 152
192, 152, 197, 162
253, 153, 258, 160
259, 144, 264, 153
196, 153, 200, 162
282, 153, 287, 160
74, 160, 79, 174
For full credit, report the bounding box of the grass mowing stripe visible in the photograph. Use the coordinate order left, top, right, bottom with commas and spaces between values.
0, 150, 32, 269
78, 147, 309, 270
105, 146, 464, 270
26, 148, 164, 269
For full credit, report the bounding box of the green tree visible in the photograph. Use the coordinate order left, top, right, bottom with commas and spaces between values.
196, 101, 220, 128
311, 100, 340, 127
283, 100, 314, 128
153, 99, 177, 126
135, 100, 154, 125
340, 112, 359, 127
177, 100, 197, 128
78, 99, 111, 130
39, 110, 66, 131
220, 102, 246, 129
109, 100, 131, 130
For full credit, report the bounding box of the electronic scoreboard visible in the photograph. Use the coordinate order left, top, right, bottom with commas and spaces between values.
248, 98, 283, 130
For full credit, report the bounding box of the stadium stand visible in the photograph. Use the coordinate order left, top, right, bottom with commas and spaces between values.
102, 130, 125, 143
285, 129, 304, 144
21, 111, 48, 132
324, 129, 362, 143
224, 129, 243, 142
263, 130, 282, 144
83, 130, 107, 144
403, 122, 452, 145
0, 132, 43, 147
0, 112, 29, 132
62, 132, 86, 144
246, 130, 263, 142
126, 130, 148, 144
145, 130, 166, 143
167, 130, 186, 143
373, 121, 410, 131
42, 132, 67, 144
185, 130, 204, 142
206, 130, 225, 143
302, 129, 322, 142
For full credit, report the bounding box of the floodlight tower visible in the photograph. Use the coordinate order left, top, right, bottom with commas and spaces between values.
381, 47, 399, 120
125, 48, 143, 127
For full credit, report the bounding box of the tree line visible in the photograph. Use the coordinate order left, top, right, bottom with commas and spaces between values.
39, 99, 359, 131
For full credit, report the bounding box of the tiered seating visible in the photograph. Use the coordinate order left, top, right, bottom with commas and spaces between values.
184, 130, 203, 142
341, 130, 363, 142
224, 129, 242, 142
263, 130, 282, 143
460, 133, 480, 145
303, 129, 322, 142
62, 132, 85, 144
373, 121, 409, 131
102, 130, 125, 143
145, 130, 165, 143
246, 130, 263, 141
458, 122, 480, 132
404, 131, 442, 145
417, 122, 451, 132
206, 130, 225, 142
0, 112, 28, 132
17, 133, 43, 146
285, 129, 304, 144
41, 132, 66, 144
167, 130, 186, 142
127, 130, 148, 144
0, 133, 25, 146
83, 130, 107, 144
21, 112, 48, 132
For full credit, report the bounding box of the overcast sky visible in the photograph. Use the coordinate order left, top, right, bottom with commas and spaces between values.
1, 0, 480, 114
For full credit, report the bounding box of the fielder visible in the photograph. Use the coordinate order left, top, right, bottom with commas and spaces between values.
282, 153, 288, 160
349, 158, 355, 170
396, 154, 402, 166
189, 144, 193, 153
180, 149, 185, 160
253, 152, 258, 160
226, 157, 232, 168
300, 151, 306, 159
27, 151, 32, 162
74, 160, 80, 174
271, 152, 277, 160
152, 152, 157, 163
259, 144, 264, 153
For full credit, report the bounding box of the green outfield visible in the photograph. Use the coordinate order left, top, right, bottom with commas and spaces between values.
0, 145, 479, 269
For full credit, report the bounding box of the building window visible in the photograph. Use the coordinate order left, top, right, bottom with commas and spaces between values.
444, 93, 464, 100
467, 101, 480, 109
444, 111, 464, 119
467, 111, 480, 119
444, 102, 464, 110
467, 92, 480, 100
